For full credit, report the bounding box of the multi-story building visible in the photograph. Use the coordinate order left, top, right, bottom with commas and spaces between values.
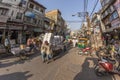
44, 17, 51, 32
0, 0, 46, 44
100, 0, 120, 33
45, 9, 66, 36
23, 0, 46, 43
0, 0, 28, 44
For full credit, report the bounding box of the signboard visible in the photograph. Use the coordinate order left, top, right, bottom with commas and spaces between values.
25, 11, 35, 18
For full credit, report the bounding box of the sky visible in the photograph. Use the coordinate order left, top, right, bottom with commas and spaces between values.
37, 0, 102, 31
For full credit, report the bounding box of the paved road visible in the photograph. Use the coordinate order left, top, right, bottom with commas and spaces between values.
0, 48, 120, 80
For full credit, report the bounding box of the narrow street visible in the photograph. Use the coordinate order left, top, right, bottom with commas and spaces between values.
0, 48, 119, 80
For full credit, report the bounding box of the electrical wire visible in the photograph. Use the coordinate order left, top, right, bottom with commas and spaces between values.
80, 0, 88, 27
66, 21, 86, 23
90, 0, 99, 17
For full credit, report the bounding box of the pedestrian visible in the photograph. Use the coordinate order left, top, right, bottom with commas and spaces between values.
40, 41, 47, 63
72, 38, 77, 47
27, 36, 34, 52
45, 41, 53, 64
32, 38, 37, 52
4, 36, 11, 53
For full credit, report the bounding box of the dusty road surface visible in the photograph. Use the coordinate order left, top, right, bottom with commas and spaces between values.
0, 48, 120, 80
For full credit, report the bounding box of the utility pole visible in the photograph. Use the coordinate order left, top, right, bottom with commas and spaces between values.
85, 12, 94, 48
86, 12, 91, 38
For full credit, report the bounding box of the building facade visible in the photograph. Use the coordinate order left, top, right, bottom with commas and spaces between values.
100, 0, 120, 40
23, 0, 46, 43
45, 9, 66, 36
100, 0, 120, 32
0, 0, 46, 44
0, 0, 28, 44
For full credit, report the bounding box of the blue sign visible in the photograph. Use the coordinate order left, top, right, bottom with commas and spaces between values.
25, 11, 35, 18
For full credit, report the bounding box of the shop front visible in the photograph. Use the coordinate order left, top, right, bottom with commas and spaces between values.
0, 23, 23, 45
7, 25, 23, 45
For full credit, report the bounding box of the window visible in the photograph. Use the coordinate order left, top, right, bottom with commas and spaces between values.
0, 9, 8, 15
33, 18, 37, 24
19, 0, 26, 6
16, 12, 22, 19
23, 1, 26, 5
106, 0, 110, 4
107, 8, 111, 13
105, 11, 108, 16
106, 6, 115, 14
25, 16, 31, 22
35, 6, 39, 11
110, 11, 119, 21
110, 6, 114, 12
102, 12, 105, 18
101, 1, 105, 7
38, 20, 40, 25
29, 3, 34, 9
11, 10, 14, 16
101, 0, 110, 7
113, 11, 118, 19
40, 9, 44, 13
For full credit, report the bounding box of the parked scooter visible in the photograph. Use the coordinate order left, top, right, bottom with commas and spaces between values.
78, 47, 91, 55
94, 56, 120, 77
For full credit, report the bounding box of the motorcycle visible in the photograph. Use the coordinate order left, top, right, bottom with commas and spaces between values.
78, 47, 91, 55
94, 56, 120, 77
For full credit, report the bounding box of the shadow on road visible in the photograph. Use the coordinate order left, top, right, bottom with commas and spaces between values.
74, 57, 113, 80
0, 52, 40, 68
0, 71, 33, 80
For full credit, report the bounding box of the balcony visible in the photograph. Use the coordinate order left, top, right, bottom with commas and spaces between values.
101, 0, 116, 14
101, 13, 111, 20
0, 2, 11, 9
7, 17, 23, 23
24, 18, 38, 27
